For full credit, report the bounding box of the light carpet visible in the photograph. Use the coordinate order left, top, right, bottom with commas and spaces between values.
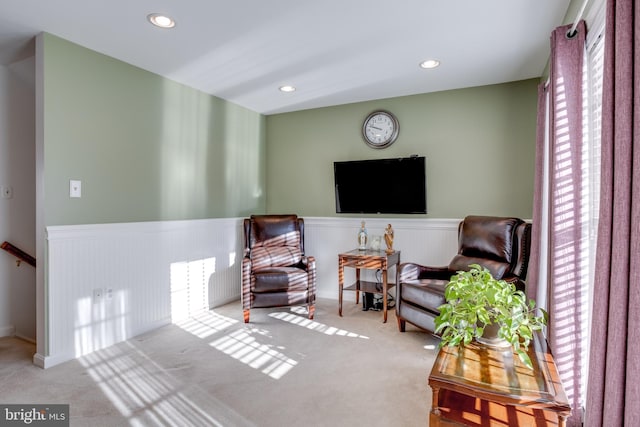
0, 298, 439, 426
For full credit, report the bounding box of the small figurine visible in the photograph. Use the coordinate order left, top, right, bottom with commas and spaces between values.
358, 221, 368, 250
384, 223, 394, 254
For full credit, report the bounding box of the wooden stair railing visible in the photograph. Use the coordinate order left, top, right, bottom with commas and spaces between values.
1, 241, 36, 267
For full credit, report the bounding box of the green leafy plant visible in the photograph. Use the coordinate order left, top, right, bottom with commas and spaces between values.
434, 264, 548, 369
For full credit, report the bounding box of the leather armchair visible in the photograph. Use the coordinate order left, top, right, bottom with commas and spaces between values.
396, 215, 531, 334
242, 214, 316, 323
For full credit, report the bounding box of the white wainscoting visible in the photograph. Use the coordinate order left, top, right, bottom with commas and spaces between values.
40, 217, 459, 367
304, 217, 460, 299
41, 218, 244, 368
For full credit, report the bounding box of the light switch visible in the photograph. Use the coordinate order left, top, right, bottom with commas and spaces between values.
70, 180, 82, 198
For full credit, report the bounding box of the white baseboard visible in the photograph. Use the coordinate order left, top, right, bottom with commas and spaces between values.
14, 333, 36, 344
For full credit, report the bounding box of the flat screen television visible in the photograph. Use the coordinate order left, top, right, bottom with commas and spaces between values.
334, 156, 427, 214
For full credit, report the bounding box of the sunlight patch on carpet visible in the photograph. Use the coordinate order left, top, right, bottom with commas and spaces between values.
269, 311, 369, 339
79, 342, 227, 426
175, 310, 238, 339
209, 329, 297, 380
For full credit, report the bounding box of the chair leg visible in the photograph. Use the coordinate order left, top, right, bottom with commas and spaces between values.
397, 316, 406, 332
243, 309, 250, 323
308, 304, 315, 320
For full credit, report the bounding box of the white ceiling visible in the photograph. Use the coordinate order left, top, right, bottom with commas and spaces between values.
0, 0, 571, 115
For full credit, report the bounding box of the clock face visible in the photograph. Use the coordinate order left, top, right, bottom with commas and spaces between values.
362, 111, 399, 148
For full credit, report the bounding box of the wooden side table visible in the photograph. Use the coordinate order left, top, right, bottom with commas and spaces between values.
338, 249, 400, 323
428, 332, 571, 426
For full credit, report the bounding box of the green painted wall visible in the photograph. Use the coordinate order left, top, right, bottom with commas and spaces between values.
266, 80, 538, 219
42, 34, 266, 226
41, 33, 537, 224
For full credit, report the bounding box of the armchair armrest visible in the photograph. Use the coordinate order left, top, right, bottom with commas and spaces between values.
501, 273, 526, 292
300, 255, 315, 270
304, 255, 316, 305
398, 262, 453, 282
241, 256, 252, 311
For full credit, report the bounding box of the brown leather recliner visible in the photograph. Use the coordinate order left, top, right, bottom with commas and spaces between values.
242, 214, 316, 323
396, 215, 531, 334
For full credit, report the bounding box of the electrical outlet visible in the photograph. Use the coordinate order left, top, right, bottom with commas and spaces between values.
105, 288, 113, 300
93, 288, 103, 303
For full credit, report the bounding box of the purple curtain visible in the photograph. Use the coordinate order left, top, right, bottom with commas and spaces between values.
548, 21, 587, 427
586, 0, 640, 425
531, 21, 587, 427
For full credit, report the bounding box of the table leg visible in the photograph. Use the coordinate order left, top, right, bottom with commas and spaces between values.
355, 268, 360, 303
431, 385, 441, 416
382, 268, 388, 322
429, 385, 442, 427
338, 257, 344, 316
558, 415, 567, 427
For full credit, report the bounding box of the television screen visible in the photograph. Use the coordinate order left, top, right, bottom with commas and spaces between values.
334, 156, 427, 214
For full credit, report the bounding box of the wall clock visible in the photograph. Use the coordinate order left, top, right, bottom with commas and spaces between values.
362, 110, 399, 149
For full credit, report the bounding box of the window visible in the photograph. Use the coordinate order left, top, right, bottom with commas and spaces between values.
536, 3, 606, 420
580, 0, 606, 417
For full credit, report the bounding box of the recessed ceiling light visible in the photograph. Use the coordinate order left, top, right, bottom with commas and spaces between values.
419, 59, 440, 69
148, 13, 176, 29
279, 85, 296, 93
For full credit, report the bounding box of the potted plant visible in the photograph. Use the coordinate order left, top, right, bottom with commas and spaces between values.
434, 264, 548, 369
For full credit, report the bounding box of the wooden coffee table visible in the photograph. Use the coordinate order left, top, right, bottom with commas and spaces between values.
428, 332, 571, 426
